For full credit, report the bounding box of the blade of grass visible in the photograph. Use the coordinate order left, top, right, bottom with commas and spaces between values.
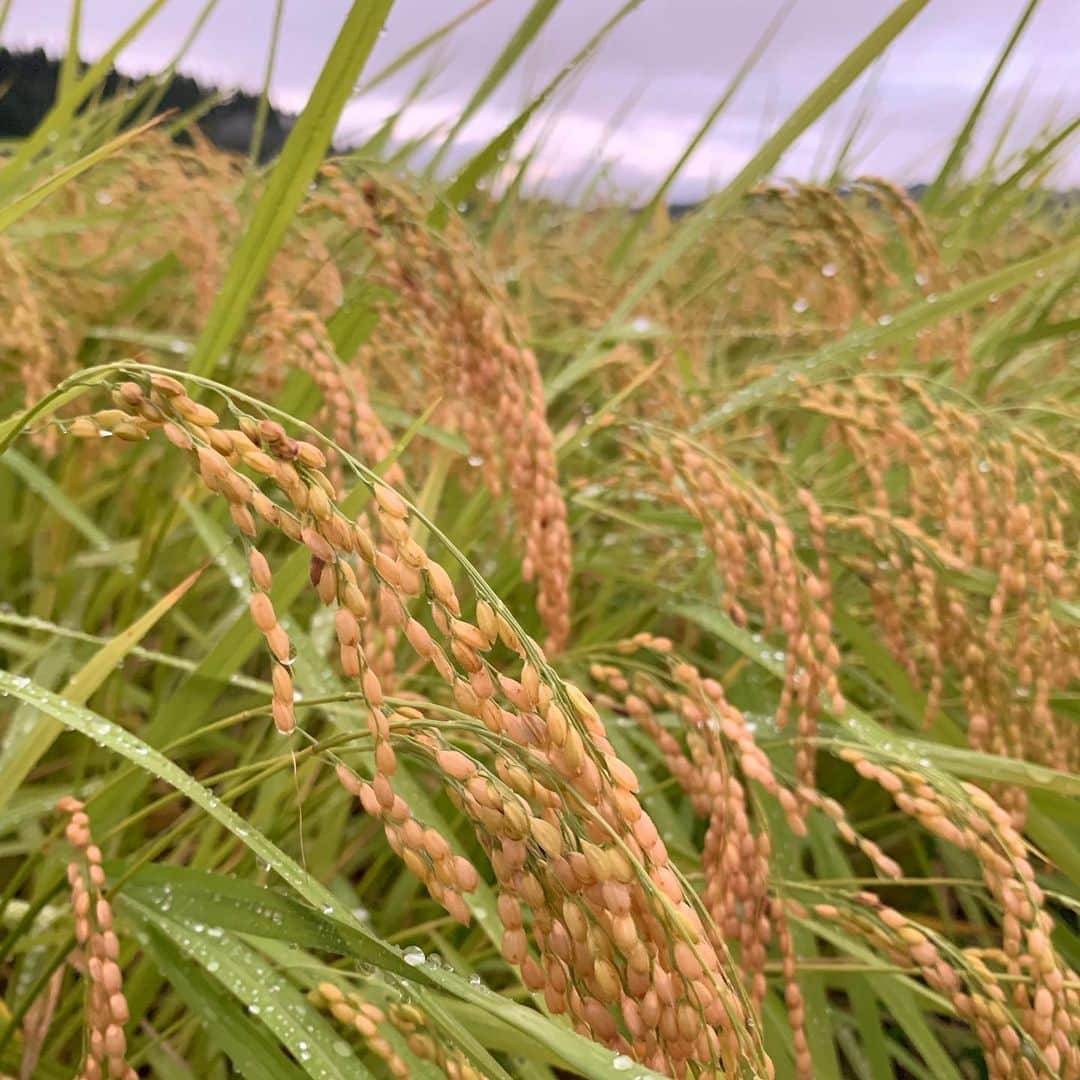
425, 0, 563, 177
808, 835, 896, 1080
249, 0, 286, 166
765, 799, 843, 1079
1, 448, 112, 551
357, 0, 496, 95
826, 60, 885, 184
1027, 792, 1080, 888
131, 900, 373, 1080
0, 116, 163, 234
0, 610, 270, 694
133, 915, 314, 1080
433, 0, 645, 226
611, 0, 793, 266
973, 115, 1080, 232
58, 0, 83, 101
144, 878, 557, 1079
546, 0, 932, 402
923, 0, 1042, 207
131, 0, 221, 128
0, 0, 172, 201
802, 916, 965, 1080
187, 0, 394, 378
0, 568, 202, 811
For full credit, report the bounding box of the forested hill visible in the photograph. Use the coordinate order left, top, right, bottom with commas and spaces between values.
1, 48, 1075, 207
0, 47, 295, 160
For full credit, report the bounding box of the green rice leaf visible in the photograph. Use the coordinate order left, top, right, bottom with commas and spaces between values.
0, 568, 201, 811
426, 0, 563, 177
547, 0, 932, 401
130, 905, 346, 1079
188, 0, 394, 378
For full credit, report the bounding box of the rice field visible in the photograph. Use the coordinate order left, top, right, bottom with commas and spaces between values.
0, 3, 1078, 1078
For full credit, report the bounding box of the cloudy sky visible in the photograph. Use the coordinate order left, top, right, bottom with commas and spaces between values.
3, 1, 1077, 196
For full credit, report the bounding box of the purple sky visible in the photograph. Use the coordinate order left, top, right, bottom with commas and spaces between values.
4, 1, 1077, 195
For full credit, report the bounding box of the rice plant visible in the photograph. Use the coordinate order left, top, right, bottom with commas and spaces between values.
0, 2, 1077, 1078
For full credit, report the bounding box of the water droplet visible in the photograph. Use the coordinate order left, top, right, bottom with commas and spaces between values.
792, 297, 809, 314
613, 1054, 635, 1071
467, 454, 484, 468
877, 313, 894, 326
820, 262, 837, 278
403, 946, 425, 966
332, 1039, 352, 1057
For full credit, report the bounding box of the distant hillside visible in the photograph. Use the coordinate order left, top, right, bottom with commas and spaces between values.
1, 48, 1076, 208
0, 47, 295, 160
